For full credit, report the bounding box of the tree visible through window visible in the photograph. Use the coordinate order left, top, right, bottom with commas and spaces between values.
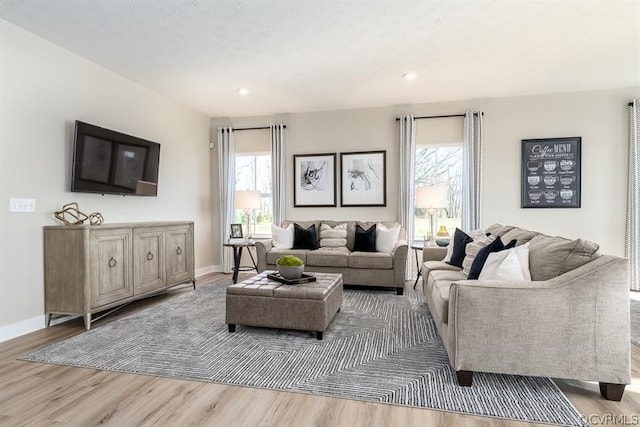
235, 153, 272, 236
414, 145, 462, 240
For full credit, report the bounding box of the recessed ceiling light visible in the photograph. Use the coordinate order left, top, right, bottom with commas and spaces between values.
403, 72, 416, 81
237, 88, 249, 96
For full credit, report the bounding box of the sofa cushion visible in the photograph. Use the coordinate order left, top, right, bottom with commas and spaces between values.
293, 223, 318, 250
376, 223, 401, 253
306, 248, 349, 268
447, 228, 474, 267
319, 222, 348, 249
271, 223, 294, 249
528, 234, 600, 281
500, 228, 540, 246
467, 236, 517, 280
266, 249, 310, 265
429, 269, 466, 324
354, 224, 377, 252
484, 223, 516, 237
349, 251, 392, 269
462, 234, 495, 275
479, 243, 531, 281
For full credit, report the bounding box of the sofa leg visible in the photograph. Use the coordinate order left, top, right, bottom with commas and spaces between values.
599, 382, 625, 401
396, 287, 404, 296
456, 370, 473, 386
228, 324, 236, 333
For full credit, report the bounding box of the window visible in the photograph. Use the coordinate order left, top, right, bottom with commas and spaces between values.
235, 153, 272, 236
414, 144, 462, 241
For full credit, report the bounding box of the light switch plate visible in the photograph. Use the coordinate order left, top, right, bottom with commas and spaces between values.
9, 198, 36, 213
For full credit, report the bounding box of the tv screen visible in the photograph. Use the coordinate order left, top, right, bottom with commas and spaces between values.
71, 121, 160, 196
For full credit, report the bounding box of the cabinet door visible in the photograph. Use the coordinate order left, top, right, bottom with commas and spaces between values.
133, 227, 166, 294
90, 229, 133, 307
166, 224, 194, 285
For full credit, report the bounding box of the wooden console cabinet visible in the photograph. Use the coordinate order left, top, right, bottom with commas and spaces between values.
44, 221, 195, 330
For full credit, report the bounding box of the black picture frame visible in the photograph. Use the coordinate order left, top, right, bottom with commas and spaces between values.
293, 153, 337, 207
230, 223, 243, 238
521, 137, 581, 208
340, 150, 387, 207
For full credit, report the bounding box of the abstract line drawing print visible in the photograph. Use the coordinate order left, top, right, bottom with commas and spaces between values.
347, 159, 380, 191
300, 160, 327, 191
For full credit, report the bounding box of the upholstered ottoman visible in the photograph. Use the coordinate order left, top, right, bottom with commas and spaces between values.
226, 271, 343, 339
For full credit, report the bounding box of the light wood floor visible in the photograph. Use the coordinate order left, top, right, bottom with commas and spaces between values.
1, 274, 638, 427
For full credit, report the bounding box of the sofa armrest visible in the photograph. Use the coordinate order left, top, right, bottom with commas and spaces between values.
423, 246, 447, 262
255, 239, 273, 272
447, 255, 630, 384
392, 240, 409, 287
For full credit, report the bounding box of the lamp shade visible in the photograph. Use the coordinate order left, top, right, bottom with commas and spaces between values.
234, 190, 261, 209
416, 186, 447, 208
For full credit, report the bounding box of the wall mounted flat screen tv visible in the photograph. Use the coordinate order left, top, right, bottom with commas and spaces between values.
71, 121, 160, 196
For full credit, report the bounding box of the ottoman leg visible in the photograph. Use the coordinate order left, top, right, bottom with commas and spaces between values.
316, 331, 323, 340
228, 324, 236, 333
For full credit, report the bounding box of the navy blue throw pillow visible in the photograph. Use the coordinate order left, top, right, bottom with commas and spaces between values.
353, 224, 377, 252
446, 228, 473, 268
467, 237, 517, 279
292, 223, 318, 249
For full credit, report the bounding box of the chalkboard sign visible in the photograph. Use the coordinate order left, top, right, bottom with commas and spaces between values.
521, 137, 581, 208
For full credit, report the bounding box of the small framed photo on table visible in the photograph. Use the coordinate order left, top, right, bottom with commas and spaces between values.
230, 223, 243, 239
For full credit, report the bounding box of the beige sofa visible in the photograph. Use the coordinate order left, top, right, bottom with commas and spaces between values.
256, 220, 408, 295
421, 224, 631, 401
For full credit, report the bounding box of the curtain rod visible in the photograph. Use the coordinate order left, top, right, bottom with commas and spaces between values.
227, 125, 287, 132
394, 112, 483, 121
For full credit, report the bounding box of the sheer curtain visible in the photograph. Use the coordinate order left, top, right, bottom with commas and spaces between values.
271, 124, 286, 226
218, 127, 235, 273
462, 111, 483, 231
398, 114, 416, 279
627, 99, 639, 291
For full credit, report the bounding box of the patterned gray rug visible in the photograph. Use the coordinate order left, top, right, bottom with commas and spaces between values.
20, 285, 586, 426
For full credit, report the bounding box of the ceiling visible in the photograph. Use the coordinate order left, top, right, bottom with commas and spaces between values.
1, 1, 639, 118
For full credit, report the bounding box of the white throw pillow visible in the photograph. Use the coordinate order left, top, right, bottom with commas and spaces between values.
319, 223, 348, 249
376, 223, 401, 253
479, 243, 531, 281
271, 223, 294, 249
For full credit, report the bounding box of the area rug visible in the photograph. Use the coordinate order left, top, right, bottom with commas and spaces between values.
20, 285, 586, 426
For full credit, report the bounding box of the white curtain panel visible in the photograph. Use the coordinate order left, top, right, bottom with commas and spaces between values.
627, 99, 640, 291
462, 111, 484, 232
399, 114, 416, 279
270, 124, 286, 226
217, 127, 235, 273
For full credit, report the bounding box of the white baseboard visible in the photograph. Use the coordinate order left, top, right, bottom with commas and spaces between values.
196, 264, 221, 277
0, 315, 45, 343
0, 265, 223, 343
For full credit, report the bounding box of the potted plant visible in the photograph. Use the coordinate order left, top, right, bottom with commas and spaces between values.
276, 255, 305, 280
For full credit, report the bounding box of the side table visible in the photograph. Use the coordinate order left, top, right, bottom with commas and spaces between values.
411, 241, 424, 289
223, 240, 258, 283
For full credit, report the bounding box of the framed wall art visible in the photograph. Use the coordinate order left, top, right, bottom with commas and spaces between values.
293, 153, 337, 207
340, 150, 387, 207
521, 137, 581, 208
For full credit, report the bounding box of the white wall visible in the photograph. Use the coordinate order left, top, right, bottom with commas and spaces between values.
0, 20, 214, 340
213, 87, 638, 262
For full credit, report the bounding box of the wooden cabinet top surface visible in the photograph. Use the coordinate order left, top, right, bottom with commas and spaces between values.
44, 221, 194, 230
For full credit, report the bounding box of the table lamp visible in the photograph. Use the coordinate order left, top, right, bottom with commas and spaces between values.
415, 185, 447, 245
234, 190, 261, 238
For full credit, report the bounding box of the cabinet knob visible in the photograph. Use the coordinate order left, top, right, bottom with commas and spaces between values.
146, 251, 154, 261
108, 257, 117, 268
176, 246, 183, 255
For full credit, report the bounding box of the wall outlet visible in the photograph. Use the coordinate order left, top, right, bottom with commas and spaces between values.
9, 198, 36, 213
